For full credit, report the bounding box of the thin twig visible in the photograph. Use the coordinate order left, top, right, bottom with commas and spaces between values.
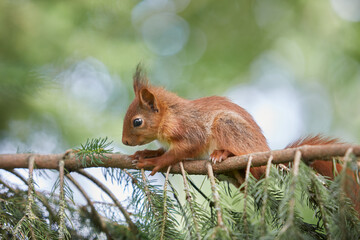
278, 150, 302, 235
187, 176, 212, 204
339, 147, 353, 236
141, 168, 155, 210
66, 174, 113, 240
160, 166, 172, 240
206, 162, 224, 228
27, 156, 35, 217
341, 148, 353, 171
161, 172, 192, 236
261, 155, 273, 235
59, 160, 67, 240
310, 171, 331, 240
77, 169, 139, 237
5, 169, 27, 185
14, 156, 36, 238
123, 169, 139, 185
179, 161, 201, 240
340, 148, 353, 198
124, 169, 158, 222
187, 175, 216, 230
243, 155, 253, 238
0, 178, 18, 193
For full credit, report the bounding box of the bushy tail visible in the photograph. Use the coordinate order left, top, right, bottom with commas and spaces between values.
286, 134, 342, 149
286, 134, 344, 178
287, 134, 360, 214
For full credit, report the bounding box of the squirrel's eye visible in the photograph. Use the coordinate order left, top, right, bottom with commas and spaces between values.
133, 118, 143, 127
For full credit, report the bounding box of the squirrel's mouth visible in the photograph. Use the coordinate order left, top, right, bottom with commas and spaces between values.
123, 140, 146, 147
122, 139, 136, 146
137, 140, 150, 146
122, 137, 154, 147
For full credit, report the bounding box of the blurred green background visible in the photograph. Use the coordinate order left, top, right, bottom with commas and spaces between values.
1, 0, 360, 155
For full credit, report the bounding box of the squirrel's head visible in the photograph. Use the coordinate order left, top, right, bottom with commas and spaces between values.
122, 65, 163, 146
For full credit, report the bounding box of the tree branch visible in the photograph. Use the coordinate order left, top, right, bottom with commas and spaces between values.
5, 169, 27, 185
76, 169, 139, 237
66, 174, 113, 240
5, 169, 58, 225
0, 144, 359, 175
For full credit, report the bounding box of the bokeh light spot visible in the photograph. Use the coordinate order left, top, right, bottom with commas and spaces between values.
330, 0, 360, 22
141, 13, 189, 56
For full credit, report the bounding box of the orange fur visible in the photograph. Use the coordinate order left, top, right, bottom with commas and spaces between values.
122, 65, 359, 213
286, 135, 360, 213
122, 65, 269, 176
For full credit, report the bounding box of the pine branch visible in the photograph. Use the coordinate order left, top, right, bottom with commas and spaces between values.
206, 162, 224, 228
123, 169, 139, 185
278, 150, 302, 236
76, 169, 139, 237
309, 171, 331, 239
260, 155, 273, 236
58, 160, 69, 240
75, 137, 113, 167
65, 174, 113, 240
242, 155, 253, 239
2, 139, 360, 239
0, 178, 18, 193
179, 161, 201, 240
123, 168, 181, 239
160, 166, 171, 240
5, 169, 27, 185
327, 152, 360, 239
161, 172, 192, 236
6, 169, 59, 225
337, 148, 358, 238
187, 176, 213, 204
13, 156, 37, 239
141, 168, 155, 211
0, 144, 359, 175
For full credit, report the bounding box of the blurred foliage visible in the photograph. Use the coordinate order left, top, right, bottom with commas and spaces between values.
0, 0, 359, 152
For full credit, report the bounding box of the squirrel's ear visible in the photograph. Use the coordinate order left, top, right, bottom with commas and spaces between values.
133, 77, 143, 95
139, 88, 159, 112
133, 63, 148, 94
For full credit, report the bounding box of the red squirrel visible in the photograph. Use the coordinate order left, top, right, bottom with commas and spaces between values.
122, 65, 359, 212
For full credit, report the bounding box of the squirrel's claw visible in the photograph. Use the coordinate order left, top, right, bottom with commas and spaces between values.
135, 158, 153, 169
211, 156, 222, 164
129, 151, 143, 161
150, 166, 161, 176
210, 150, 232, 164
132, 159, 138, 166
136, 161, 145, 169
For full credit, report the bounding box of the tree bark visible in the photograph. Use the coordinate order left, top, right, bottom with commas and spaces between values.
0, 144, 358, 175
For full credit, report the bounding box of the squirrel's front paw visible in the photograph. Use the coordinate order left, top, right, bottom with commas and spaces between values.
135, 158, 158, 169
135, 159, 146, 169
210, 150, 233, 164
129, 151, 144, 160
130, 149, 164, 160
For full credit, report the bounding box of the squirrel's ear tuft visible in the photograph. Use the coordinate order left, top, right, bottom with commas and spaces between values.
133, 63, 149, 95
139, 88, 159, 112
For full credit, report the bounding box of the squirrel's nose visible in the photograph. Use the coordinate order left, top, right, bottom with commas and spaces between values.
122, 137, 129, 146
